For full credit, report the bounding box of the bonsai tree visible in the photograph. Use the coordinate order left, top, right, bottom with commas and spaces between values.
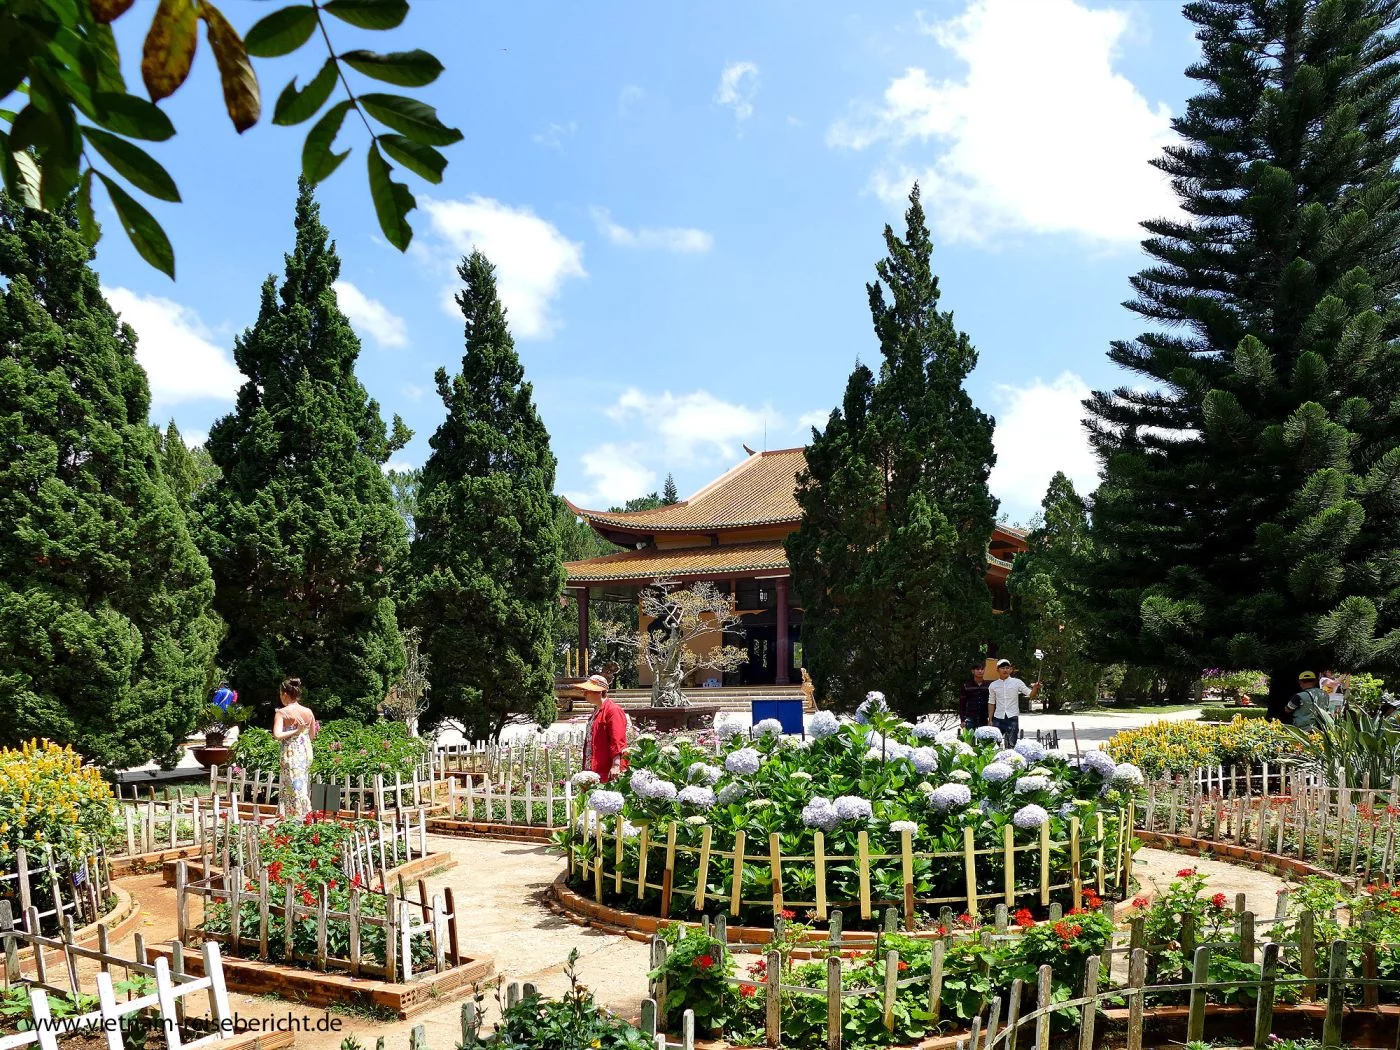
600, 580, 748, 707
381, 626, 431, 736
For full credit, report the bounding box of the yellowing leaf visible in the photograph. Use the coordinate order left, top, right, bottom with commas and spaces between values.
199, 2, 260, 133
141, 0, 199, 103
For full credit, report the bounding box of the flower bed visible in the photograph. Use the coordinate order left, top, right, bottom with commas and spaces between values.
563, 707, 1139, 927
0, 740, 114, 866
232, 719, 429, 781
1104, 715, 1304, 779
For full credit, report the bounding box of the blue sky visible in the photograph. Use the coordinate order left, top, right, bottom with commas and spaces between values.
96, 0, 1201, 523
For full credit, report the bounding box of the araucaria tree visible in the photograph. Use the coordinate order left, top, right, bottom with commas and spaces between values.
788, 185, 999, 716
408, 250, 565, 737
0, 195, 220, 766
1085, 0, 1400, 718
198, 181, 410, 721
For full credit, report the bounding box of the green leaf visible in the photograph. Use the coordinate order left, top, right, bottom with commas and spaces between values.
81, 125, 180, 201
340, 49, 443, 87
273, 59, 337, 126
1, 136, 44, 209
377, 134, 445, 184
243, 5, 316, 58
93, 92, 176, 140
321, 0, 408, 30
359, 93, 462, 146
141, 0, 199, 102
75, 167, 99, 246
97, 171, 175, 278
301, 98, 353, 184
366, 142, 415, 250
199, 3, 261, 132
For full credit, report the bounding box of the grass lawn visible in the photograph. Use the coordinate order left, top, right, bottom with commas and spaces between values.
1061, 701, 1202, 715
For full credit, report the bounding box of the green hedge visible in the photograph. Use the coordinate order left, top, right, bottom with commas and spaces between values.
233, 719, 427, 780
1199, 705, 1268, 722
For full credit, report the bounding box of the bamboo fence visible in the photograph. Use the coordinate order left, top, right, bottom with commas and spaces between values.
569, 806, 1132, 924
445, 774, 574, 828
1140, 771, 1400, 882
0, 900, 232, 1050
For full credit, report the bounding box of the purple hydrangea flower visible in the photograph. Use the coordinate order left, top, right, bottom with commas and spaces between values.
677, 785, 715, 810
631, 771, 678, 801
834, 795, 874, 822
1013, 804, 1049, 829
995, 749, 1027, 768
714, 717, 745, 742
981, 762, 1015, 784
1014, 740, 1048, 762
725, 748, 761, 775
1079, 750, 1116, 777
808, 710, 841, 738
1111, 762, 1145, 787
802, 797, 839, 831
928, 783, 973, 811
855, 692, 888, 724
911, 747, 939, 774
588, 790, 625, 816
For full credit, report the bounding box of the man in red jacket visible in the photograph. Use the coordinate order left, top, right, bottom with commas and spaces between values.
580, 674, 628, 782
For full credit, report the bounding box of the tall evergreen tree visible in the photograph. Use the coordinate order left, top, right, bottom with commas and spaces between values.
662, 473, 679, 504
0, 195, 221, 766
157, 421, 201, 512
1005, 473, 1101, 710
198, 180, 411, 721
788, 186, 998, 716
1085, 0, 1400, 717
409, 251, 565, 737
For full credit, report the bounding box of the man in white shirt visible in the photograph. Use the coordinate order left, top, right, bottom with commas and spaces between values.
986, 659, 1041, 747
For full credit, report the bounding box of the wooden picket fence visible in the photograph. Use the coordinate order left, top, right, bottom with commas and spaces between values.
445, 774, 574, 828
436, 738, 584, 783
0, 847, 111, 938
0, 900, 231, 1050
175, 813, 456, 982
209, 757, 442, 816
1140, 772, 1400, 882
645, 889, 1382, 1050
111, 795, 218, 857
1187, 759, 1306, 796
571, 806, 1132, 924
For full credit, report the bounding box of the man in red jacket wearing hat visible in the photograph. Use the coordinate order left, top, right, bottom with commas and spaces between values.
580, 674, 628, 782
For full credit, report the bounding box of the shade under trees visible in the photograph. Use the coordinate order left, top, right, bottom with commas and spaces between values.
408, 250, 565, 737
787, 185, 999, 716
1085, 0, 1400, 718
0, 194, 221, 767
197, 180, 411, 722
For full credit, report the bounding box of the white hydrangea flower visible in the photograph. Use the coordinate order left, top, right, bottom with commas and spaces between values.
1013, 804, 1049, 829
890, 820, 919, 835
974, 725, 1004, 745
725, 748, 762, 775
791, 771, 813, 782
688, 762, 723, 785
1111, 762, 1145, 787
660, 745, 680, 757
753, 718, 785, 738
685, 815, 709, 826
834, 795, 874, 822
717, 782, 748, 806
808, 710, 841, 739
935, 728, 961, 745
949, 769, 972, 782
911, 722, 942, 740
917, 781, 935, 794
911, 747, 939, 774
928, 783, 973, 811
1015, 775, 1053, 794
571, 771, 601, 789
981, 762, 1014, 784
677, 785, 716, 810
995, 749, 1027, 768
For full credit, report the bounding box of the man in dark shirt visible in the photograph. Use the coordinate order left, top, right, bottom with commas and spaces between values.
959, 663, 990, 731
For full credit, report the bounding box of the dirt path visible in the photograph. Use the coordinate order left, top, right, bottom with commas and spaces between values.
1133, 846, 1289, 916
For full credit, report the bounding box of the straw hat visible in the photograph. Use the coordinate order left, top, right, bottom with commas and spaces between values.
578, 674, 610, 694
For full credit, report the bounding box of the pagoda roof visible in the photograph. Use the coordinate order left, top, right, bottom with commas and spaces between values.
565, 448, 806, 536
565, 540, 790, 584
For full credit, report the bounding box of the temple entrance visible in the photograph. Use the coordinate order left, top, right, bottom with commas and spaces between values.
738, 624, 802, 686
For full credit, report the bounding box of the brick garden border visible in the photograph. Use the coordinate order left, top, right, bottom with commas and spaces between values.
146, 942, 494, 1020
427, 818, 558, 845
1135, 829, 1345, 883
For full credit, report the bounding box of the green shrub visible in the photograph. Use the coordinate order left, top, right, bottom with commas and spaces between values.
230, 720, 427, 780
0, 740, 114, 865
1198, 705, 1267, 721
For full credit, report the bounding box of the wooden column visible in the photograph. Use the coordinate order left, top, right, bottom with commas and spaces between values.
775, 577, 790, 686
577, 587, 589, 673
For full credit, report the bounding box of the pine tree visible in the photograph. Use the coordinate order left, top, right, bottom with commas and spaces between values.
198, 180, 411, 721
158, 421, 201, 511
409, 250, 565, 737
1006, 473, 1100, 710
662, 473, 679, 504
787, 186, 999, 716
1085, 0, 1400, 717
0, 194, 221, 767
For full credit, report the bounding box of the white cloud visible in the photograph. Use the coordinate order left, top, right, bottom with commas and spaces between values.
589, 207, 714, 254
533, 120, 577, 151
576, 443, 658, 507
988, 372, 1098, 517
383, 458, 417, 474
400, 382, 428, 402
333, 280, 408, 349
420, 196, 586, 340
715, 61, 759, 122
606, 387, 775, 467
183, 429, 208, 448
103, 287, 242, 407
828, 0, 1177, 245
796, 409, 829, 433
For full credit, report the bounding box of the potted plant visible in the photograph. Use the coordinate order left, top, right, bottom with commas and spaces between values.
192, 689, 249, 768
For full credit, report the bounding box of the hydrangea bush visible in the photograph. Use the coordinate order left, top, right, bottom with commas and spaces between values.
565, 709, 1136, 925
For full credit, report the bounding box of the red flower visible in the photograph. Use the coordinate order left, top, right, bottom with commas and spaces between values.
1177, 868, 1197, 878
1014, 908, 1035, 929
309, 858, 318, 869
897, 960, 909, 972
934, 925, 949, 937
351, 873, 363, 889
740, 984, 758, 999
267, 860, 283, 884
301, 890, 314, 906
749, 959, 767, 975
1131, 896, 1150, 910
1211, 893, 1229, 909
694, 955, 715, 970
312, 833, 321, 846
1083, 889, 1102, 909
956, 913, 974, 927
780, 909, 796, 921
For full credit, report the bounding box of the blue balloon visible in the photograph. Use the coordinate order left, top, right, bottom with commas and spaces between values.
212, 687, 237, 710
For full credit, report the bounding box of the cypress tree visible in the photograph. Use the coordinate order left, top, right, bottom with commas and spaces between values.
198, 180, 410, 720
409, 250, 565, 737
157, 421, 201, 512
787, 186, 999, 716
0, 195, 220, 766
1085, 0, 1400, 717
662, 473, 679, 504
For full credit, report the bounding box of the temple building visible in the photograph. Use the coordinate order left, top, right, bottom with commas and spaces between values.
563, 447, 1027, 690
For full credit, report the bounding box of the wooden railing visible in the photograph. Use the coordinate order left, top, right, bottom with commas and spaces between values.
0, 900, 231, 1050
570, 807, 1132, 923
209, 757, 442, 815
436, 738, 584, 783
445, 775, 574, 828
0, 847, 113, 937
